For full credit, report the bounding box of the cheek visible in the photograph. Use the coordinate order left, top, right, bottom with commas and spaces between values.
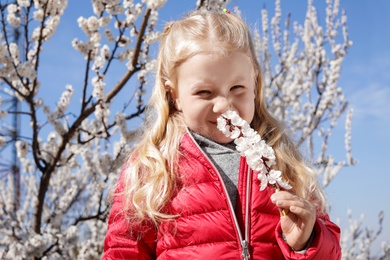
243, 99, 256, 124
181, 103, 208, 125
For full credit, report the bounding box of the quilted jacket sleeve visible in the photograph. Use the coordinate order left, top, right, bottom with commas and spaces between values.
275, 214, 341, 260
103, 172, 157, 260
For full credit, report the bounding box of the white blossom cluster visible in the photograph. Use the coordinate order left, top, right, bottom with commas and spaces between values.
0, 129, 122, 258
254, 1, 389, 257
6, 4, 22, 28
254, 0, 355, 187
145, 0, 167, 10
196, 0, 230, 11
0, 0, 162, 258
340, 210, 390, 260
0, 0, 67, 103
71, 0, 160, 117
217, 110, 292, 191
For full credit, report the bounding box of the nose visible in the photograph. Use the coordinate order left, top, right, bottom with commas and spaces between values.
213, 96, 230, 114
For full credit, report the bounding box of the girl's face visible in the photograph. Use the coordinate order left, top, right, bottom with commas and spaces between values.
167, 51, 256, 143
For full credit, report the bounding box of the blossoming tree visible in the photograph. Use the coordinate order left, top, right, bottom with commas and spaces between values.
0, 0, 387, 259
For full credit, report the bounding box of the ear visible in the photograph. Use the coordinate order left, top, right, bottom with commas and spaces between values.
164, 80, 182, 111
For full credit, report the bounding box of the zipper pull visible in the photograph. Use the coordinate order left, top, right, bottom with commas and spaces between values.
241, 240, 250, 260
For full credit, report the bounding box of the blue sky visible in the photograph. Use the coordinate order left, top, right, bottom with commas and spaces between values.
321, 0, 390, 252
37, 0, 390, 255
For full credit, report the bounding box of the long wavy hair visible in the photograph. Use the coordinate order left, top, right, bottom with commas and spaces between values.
118, 10, 328, 226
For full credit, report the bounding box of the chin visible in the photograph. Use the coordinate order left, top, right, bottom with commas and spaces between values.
191, 127, 233, 144
211, 135, 233, 144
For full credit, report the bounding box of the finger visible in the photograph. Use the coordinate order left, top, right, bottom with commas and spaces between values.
271, 190, 294, 201
289, 203, 314, 219
271, 191, 297, 208
290, 201, 316, 223
272, 194, 303, 207
273, 199, 294, 217
271, 193, 296, 216
274, 196, 315, 219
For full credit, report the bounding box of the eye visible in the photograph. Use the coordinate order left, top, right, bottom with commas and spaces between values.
195, 90, 211, 95
230, 85, 244, 91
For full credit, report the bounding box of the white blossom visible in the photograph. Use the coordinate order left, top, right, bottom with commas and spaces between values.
146, 0, 167, 10
9, 43, 20, 65
17, 0, 31, 7
117, 35, 131, 47
7, 3, 18, 14
87, 16, 99, 32
123, 0, 134, 8
53, 120, 66, 135
7, 13, 21, 27
99, 44, 110, 60
0, 110, 7, 118
107, 4, 125, 15
0, 136, 5, 147
56, 85, 74, 112
91, 1, 104, 14
217, 110, 292, 191
33, 9, 44, 21
34, 97, 43, 107
144, 31, 161, 44
345, 108, 356, 165
94, 100, 110, 125
104, 28, 115, 42
16, 62, 37, 79
99, 16, 111, 27
15, 140, 28, 158
91, 75, 105, 99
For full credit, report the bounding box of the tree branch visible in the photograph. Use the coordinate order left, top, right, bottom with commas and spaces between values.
33, 7, 152, 234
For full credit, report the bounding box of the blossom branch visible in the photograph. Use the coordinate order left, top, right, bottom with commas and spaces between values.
33, 6, 153, 235
217, 110, 292, 191
106, 8, 151, 103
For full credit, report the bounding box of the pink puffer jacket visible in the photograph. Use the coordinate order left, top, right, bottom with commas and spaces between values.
103, 132, 341, 259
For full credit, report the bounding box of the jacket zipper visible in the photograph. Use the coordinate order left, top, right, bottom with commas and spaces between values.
242, 167, 252, 260
187, 132, 251, 260
208, 157, 250, 260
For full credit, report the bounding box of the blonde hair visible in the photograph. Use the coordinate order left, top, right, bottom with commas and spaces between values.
118, 10, 327, 226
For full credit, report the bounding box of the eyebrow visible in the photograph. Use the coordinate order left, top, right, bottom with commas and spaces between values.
189, 81, 212, 90
187, 74, 254, 92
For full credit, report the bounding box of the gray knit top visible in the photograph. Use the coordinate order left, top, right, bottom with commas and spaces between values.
191, 131, 241, 210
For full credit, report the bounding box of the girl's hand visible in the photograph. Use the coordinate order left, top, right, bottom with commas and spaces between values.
270, 191, 316, 251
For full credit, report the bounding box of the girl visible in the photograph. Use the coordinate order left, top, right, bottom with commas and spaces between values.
103, 10, 341, 260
